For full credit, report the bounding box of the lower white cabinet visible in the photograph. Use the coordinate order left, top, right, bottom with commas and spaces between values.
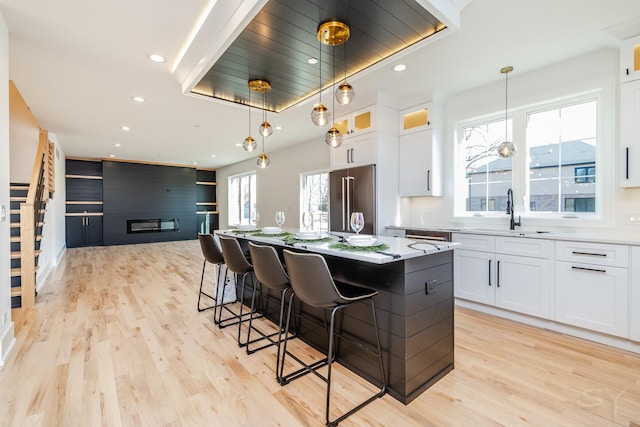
554, 241, 629, 338
453, 234, 553, 319
632, 247, 640, 342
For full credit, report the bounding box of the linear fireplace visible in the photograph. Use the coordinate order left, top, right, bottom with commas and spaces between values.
127, 218, 180, 233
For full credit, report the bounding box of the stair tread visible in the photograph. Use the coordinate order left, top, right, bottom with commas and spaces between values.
11, 287, 21, 297
10, 196, 27, 201
10, 236, 20, 243
10, 249, 40, 259
11, 268, 21, 277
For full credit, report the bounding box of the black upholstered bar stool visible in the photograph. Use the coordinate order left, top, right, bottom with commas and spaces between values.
218, 235, 260, 347
246, 242, 296, 376
280, 249, 386, 427
196, 233, 226, 313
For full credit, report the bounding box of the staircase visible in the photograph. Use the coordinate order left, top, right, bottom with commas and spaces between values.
9, 184, 45, 308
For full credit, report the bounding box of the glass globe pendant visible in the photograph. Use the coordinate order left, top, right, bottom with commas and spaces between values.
311, 103, 331, 126
242, 136, 257, 152
325, 127, 343, 148
335, 81, 354, 105
257, 152, 270, 168
497, 66, 517, 159
259, 121, 273, 137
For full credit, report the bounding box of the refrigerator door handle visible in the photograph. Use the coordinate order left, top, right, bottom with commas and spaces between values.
341, 176, 347, 230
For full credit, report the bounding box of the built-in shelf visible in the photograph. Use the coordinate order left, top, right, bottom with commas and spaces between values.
66, 201, 103, 205
65, 174, 103, 180
197, 210, 219, 215
65, 212, 104, 217
196, 181, 217, 186
196, 202, 217, 206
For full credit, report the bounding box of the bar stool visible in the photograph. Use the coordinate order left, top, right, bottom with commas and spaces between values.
196, 233, 226, 313
218, 235, 260, 347
246, 242, 296, 377
280, 249, 386, 427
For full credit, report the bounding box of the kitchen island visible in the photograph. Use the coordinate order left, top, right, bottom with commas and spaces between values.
216, 229, 458, 404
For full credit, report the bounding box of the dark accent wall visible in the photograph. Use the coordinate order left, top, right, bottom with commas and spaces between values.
102, 161, 197, 245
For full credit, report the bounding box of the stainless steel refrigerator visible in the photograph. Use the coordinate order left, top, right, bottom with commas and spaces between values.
329, 165, 376, 235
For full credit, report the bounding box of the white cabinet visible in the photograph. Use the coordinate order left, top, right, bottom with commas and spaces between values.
554, 241, 629, 338
330, 133, 376, 169
452, 233, 553, 319
334, 106, 375, 139
620, 34, 640, 83
398, 130, 442, 196
398, 102, 441, 197
631, 247, 640, 342
619, 80, 640, 187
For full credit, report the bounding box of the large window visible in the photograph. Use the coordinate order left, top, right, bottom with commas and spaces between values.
458, 97, 598, 217
300, 171, 329, 231
228, 172, 256, 226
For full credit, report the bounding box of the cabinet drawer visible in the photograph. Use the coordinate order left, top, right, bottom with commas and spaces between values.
555, 241, 629, 267
495, 237, 552, 259
452, 233, 495, 252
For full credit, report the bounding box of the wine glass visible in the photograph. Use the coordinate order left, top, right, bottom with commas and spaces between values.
275, 211, 285, 228
302, 212, 313, 231
350, 212, 365, 234
250, 210, 260, 227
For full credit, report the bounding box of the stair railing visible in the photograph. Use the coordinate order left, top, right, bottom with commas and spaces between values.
18, 130, 49, 308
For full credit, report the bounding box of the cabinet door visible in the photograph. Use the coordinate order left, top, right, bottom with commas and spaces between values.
621, 35, 640, 83
495, 254, 552, 319
555, 261, 629, 337
620, 80, 640, 187
65, 217, 84, 248
454, 249, 495, 305
85, 216, 103, 246
631, 247, 640, 342
398, 130, 440, 196
330, 134, 375, 170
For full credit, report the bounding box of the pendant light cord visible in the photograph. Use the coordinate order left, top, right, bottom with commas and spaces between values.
504, 70, 508, 142
319, 43, 322, 104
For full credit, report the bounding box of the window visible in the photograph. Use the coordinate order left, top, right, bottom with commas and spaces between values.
228, 172, 256, 226
457, 97, 598, 217
461, 118, 512, 212
300, 171, 329, 231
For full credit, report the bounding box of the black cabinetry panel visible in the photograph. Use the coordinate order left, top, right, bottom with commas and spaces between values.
102, 161, 196, 245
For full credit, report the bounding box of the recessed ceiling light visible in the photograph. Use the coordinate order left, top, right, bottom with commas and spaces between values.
308, 57, 318, 65
211, 154, 216, 158
148, 54, 165, 63
132, 96, 145, 103
235, 143, 242, 147
109, 154, 116, 158
393, 64, 407, 72
193, 162, 198, 165
120, 126, 130, 131
114, 143, 121, 147
275, 126, 282, 130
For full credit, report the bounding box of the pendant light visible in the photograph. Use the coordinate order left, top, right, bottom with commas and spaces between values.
496, 66, 517, 158
259, 84, 273, 138
311, 40, 330, 126
248, 79, 271, 167
335, 42, 354, 105
242, 82, 257, 152
325, 42, 343, 148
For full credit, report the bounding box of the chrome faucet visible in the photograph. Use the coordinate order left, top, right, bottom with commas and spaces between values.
506, 188, 521, 230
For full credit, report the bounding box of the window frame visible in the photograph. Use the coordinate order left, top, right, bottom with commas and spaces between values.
227, 171, 256, 226
453, 85, 613, 228
299, 169, 329, 232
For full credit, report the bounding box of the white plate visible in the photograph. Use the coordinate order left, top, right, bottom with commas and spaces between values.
346, 237, 378, 247
295, 232, 320, 240
235, 224, 257, 231
262, 227, 283, 235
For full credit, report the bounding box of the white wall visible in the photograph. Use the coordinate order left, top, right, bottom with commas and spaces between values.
36, 133, 66, 289
217, 137, 330, 229
403, 48, 640, 235
0, 10, 15, 365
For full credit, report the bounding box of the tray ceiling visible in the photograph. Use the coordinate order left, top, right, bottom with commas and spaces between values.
190, 0, 446, 112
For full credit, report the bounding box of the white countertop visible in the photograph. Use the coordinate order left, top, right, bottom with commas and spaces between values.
387, 225, 640, 246
217, 229, 458, 264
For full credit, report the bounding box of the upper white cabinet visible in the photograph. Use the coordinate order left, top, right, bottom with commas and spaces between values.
334, 106, 375, 139
619, 79, 640, 187
398, 102, 442, 197
620, 34, 640, 83
330, 133, 376, 169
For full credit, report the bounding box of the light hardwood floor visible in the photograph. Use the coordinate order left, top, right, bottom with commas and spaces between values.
1, 240, 639, 426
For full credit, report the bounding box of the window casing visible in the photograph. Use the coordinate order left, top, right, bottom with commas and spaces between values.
456, 94, 600, 220
228, 172, 256, 226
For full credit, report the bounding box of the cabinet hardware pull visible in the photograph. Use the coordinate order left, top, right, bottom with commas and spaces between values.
626, 147, 630, 180
497, 260, 500, 287
406, 234, 447, 241
488, 259, 492, 286
350, 148, 354, 163
427, 170, 431, 191
571, 266, 606, 273
425, 279, 438, 295
571, 251, 606, 257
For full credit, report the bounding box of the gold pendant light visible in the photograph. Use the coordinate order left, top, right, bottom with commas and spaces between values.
242, 81, 257, 152
311, 37, 330, 126
249, 79, 273, 138
336, 43, 354, 105
496, 66, 517, 158
325, 37, 343, 148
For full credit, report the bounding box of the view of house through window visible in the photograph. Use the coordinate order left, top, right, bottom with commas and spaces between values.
300, 171, 329, 231
228, 172, 256, 225
459, 98, 597, 216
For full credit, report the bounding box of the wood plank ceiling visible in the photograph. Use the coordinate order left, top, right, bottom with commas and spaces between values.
191, 0, 445, 112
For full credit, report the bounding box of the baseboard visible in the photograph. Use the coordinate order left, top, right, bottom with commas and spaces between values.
455, 299, 640, 355
0, 321, 15, 366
